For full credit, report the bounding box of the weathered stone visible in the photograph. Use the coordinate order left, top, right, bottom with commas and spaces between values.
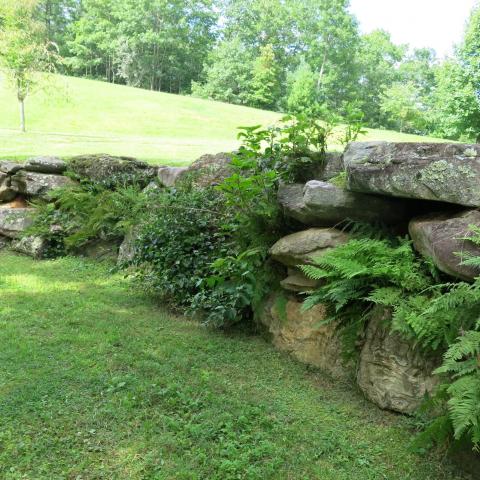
0, 173, 16, 202
0, 160, 23, 174
0, 208, 35, 238
10, 171, 76, 199
259, 294, 351, 379
409, 210, 480, 281
12, 236, 47, 259
185, 152, 232, 187
69, 154, 155, 184
24, 156, 67, 174
311, 152, 345, 181
117, 228, 139, 265
280, 269, 319, 292
345, 142, 480, 207
357, 308, 439, 414
157, 166, 188, 187
269, 228, 349, 267
75, 240, 118, 260
279, 180, 409, 227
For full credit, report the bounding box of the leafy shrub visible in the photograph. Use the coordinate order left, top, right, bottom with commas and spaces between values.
26, 182, 149, 257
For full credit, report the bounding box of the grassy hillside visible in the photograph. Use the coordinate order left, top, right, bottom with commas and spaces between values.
0, 75, 449, 165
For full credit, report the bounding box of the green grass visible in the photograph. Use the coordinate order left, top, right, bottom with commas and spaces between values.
0, 251, 469, 479
0, 75, 450, 165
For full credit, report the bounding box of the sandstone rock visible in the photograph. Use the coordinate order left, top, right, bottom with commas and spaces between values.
0, 160, 23, 174
186, 152, 232, 187
345, 142, 480, 207
269, 228, 349, 267
409, 209, 480, 281
10, 171, 76, 199
0, 197, 29, 209
69, 154, 155, 185
12, 236, 47, 259
24, 156, 67, 174
157, 166, 188, 187
0, 173, 16, 202
259, 294, 351, 379
0, 208, 35, 238
357, 308, 439, 414
280, 269, 319, 292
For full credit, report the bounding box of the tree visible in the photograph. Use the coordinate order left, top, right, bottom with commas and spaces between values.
356, 30, 406, 126
286, 58, 318, 114
247, 44, 280, 109
0, 0, 58, 132
191, 37, 254, 104
380, 81, 425, 133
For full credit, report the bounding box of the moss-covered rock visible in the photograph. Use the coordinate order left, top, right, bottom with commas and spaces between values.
345, 142, 480, 207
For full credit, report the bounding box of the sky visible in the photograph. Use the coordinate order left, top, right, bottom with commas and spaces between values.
349, 0, 478, 57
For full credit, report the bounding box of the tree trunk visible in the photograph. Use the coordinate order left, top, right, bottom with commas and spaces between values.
19, 98, 26, 133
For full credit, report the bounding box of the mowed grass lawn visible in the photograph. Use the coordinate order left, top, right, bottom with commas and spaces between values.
0, 252, 468, 479
0, 75, 450, 165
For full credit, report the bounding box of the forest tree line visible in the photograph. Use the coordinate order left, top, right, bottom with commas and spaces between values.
16, 0, 480, 140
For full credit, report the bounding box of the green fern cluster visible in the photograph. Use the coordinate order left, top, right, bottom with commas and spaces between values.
301, 230, 480, 450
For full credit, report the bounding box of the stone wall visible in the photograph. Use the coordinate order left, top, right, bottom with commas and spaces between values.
3, 143, 480, 416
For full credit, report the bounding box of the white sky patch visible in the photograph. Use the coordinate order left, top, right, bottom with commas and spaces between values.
349, 0, 478, 57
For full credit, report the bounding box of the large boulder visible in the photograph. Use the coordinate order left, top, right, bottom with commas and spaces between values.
409, 209, 480, 281
345, 142, 480, 207
12, 235, 48, 259
269, 228, 349, 267
24, 156, 67, 174
279, 181, 409, 227
259, 294, 351, 379
68, 154, 156, 185
185, 152, 232, 187
10, 171, 76, 199
357, 308, 439, 414
0, 208, 35, 238
157, 166, 188, 187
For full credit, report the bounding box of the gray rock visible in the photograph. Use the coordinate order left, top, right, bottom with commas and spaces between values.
10, 171, 76, 199
0, 208, 35, 238
24, 156, 67, 174
279, 181, 408, 227
259, 294, 352, 379
345, 142, 480, 207
357, 308, 439, 414
117, 228, 140, 265
157, 166, 188, 187
69, 154, 155, 184
0, 161, 23, 174
312, 152, 345, 181
186, 152, 232, 187
269, 228, 349, 267
409, 209, 480, 281
75, 240, 118, 260
0, 173, 16, 202
12, 236, 47, 259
